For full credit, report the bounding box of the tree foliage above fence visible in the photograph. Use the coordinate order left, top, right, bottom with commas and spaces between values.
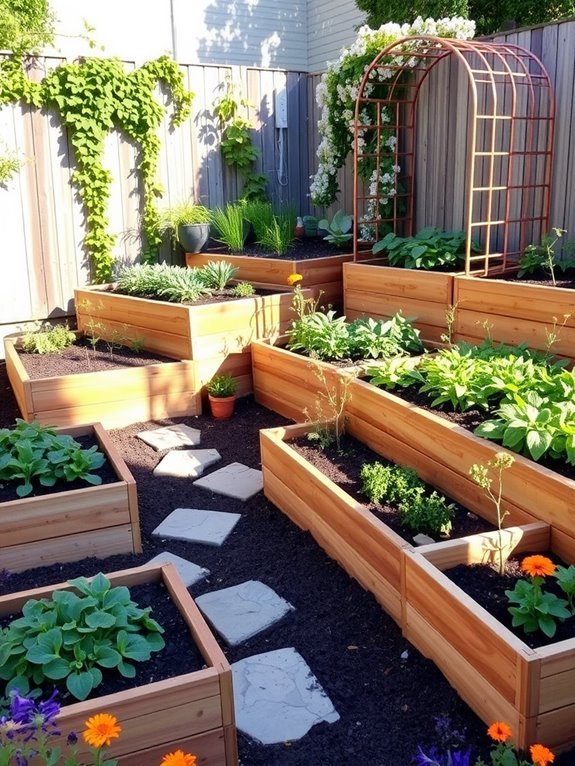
0, 55, 194, 283
355, 0, 575, 35
0, 0, 55, 55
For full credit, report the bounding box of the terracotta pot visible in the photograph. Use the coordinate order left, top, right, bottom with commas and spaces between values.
208, 394, 236, 419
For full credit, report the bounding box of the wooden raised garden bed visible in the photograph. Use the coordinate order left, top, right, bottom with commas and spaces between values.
74, 284, 309, 396
403, 522, 575, 751
260, 422, 410, 624
0, 422, 141, 572
0, 563, 238, 765
453, 275, 575, 360
254, 346, 575, 553
343, 260, 456, 342
4, 335, 201, 429
186, 249, 372, 309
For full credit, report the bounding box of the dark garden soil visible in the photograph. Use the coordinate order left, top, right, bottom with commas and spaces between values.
292, 434, 494, 542
446, 555, 575, 650
488, 271, 575, 289
1, 360, 574, 764
19, 338, 181, 378
207, 235, 353, 260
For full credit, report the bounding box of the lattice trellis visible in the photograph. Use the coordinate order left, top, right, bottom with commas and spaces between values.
353, 36, 555, 274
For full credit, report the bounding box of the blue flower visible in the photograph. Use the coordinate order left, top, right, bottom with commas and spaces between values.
9, 690, 61, 740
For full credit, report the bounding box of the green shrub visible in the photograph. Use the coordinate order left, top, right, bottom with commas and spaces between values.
360, 462, 424, 504
398, 490, 455, 536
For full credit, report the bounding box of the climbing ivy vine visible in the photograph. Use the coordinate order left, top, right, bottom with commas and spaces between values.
0, 54, 193, 282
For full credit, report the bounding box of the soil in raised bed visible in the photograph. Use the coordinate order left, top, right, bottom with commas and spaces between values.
445, 553, 575, 649
291, 434, 494, 543
487, 271, 575, 289
1, 360, 574, 764
19, 337, 182, 378
206, 235, 352, 261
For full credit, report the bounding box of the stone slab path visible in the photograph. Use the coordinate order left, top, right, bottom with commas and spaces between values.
152, 507, 241, 546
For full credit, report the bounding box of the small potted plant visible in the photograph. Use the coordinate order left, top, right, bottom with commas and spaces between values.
205, 373, 238, 419
158, 200, 211, 253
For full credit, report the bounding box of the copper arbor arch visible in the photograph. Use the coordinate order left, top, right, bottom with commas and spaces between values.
352, 36, 555, 274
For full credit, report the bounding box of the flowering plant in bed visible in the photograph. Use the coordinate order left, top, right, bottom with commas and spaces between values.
415, 718, 555, 766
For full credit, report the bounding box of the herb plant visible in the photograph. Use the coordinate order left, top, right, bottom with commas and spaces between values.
256, 208, 296, 255
0, 572, 165, 701
372, 227, 473, 270
0, 420, 106, 498
399, 490, 455, 537
197, 260, 239, 290
115, 262, 241, 303
287, 310, 350, 360
360, 462, 423, 504
318, 210, 353, 247
242, 200, 275, 241
21, 323, 76, 354
206, 373, 237, 398
232, 281, 255, 297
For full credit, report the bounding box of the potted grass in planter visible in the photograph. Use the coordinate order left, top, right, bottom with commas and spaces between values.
187, 203, 371, 309
75, 262, 309, 397
4, 325, 201, 429
344, 228, 476, 342
453, 230, 575, 360
403, 520, 575, 752
0, 563, 238, 765
0, 419, 140, 572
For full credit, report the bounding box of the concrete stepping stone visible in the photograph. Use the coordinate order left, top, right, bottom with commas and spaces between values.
145, 551, 209, 587
195, 580, 294, 646
153, 449, 221, 478
193, 462, 263, 500
152, 508, 241, 546
232, 647, 339, 745
137, 424, 201, 450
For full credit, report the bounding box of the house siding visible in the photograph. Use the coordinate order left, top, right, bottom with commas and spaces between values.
307, 0, 366, 72
47, 0, 308, 70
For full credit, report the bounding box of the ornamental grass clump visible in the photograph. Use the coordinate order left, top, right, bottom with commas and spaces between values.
415, 717, 555, 765
0, 572, 165, 702
115, 262, 242, 302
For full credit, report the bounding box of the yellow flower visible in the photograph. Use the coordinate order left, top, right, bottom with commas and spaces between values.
530, 743, 555, 766
287, 273, 303, 286
82, 713, 121, 748
521, 555, 556, 578
160, 751, 197, 766
486, 721, 512, 743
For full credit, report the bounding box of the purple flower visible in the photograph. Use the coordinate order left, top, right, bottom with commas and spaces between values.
9, 690, 61, 740
413, 746, 473, 766
67, 731, 78, 745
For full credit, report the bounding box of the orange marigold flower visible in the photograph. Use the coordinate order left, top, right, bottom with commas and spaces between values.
160, 751, 197, 766
287, 273, 303, 286
521, 555, 556, 578
82, 713, 121, 748
530, 743, 555, 766
487, 721, 512, 742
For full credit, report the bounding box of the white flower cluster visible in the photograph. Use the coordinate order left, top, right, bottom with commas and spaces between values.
310, 16, 475, 207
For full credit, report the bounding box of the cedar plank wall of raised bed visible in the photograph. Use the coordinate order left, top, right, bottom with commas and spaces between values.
4, 337, 201, 429
0, 564, 237, 766
343, 261, 455, 342
453, 276, 575, 360
404, 523, 575, 751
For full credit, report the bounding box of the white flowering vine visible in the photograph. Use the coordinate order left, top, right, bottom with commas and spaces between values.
310, 16, 475, 209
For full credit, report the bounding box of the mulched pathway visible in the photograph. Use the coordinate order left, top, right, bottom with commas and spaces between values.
1, 360, 574, 765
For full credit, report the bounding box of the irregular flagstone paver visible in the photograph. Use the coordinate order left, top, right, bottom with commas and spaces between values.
196, 580, 294, 646
232, 647, 340, 745
152, 449, 221, 478
136, 424, 201, 450
152, 508, 241, 546
193, 462, 263, 500
145, 551, 209, 587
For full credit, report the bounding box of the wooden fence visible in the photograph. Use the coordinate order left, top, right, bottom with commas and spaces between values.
2, 17, 575, 351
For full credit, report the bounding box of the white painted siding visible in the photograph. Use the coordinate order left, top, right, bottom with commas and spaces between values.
47, 0, 308, 70
307, 0, 366, 72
